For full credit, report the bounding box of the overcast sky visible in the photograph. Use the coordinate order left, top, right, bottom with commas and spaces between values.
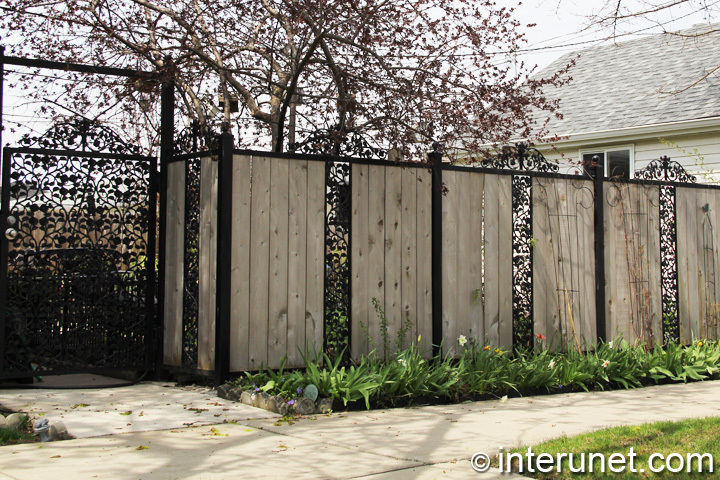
509, 0, 719, 73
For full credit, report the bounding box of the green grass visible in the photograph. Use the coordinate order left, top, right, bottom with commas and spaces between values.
0, 427, 36, 446
498, 417, 720, 478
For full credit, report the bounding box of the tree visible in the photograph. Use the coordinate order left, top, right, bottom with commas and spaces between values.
1, 0, 572, 158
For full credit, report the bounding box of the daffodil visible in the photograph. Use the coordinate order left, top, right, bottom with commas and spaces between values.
607, 341, 614, 349
458, 335, 468, 347
601, 360, 610, 368
495, 348, 502, 355
698, 341, 704, 347
483, 345, 491, 351
398, 358, 407, 367
548, 359, 556, 369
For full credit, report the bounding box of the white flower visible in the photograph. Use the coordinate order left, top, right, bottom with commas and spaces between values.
398, 358, 407, 367
548, 359, 556, 369
458, 335, 468, 347
607, 341, 614, 349
601, 360, 610, 368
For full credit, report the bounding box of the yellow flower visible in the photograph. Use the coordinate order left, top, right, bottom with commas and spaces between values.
698, 341, 704, 347
483, 345, 490, 351
417, 334, 422, 343
495, 348, 502, 354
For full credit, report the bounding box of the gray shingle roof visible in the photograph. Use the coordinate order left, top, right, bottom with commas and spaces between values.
534, 24, 720, 135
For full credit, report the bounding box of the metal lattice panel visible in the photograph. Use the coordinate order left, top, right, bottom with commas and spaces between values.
323, 162, 351, 360
2, 120, 154, 375
482, 143, 559, 173
660, 185, 680, 343
512, 175, 533, 349
182, 158, 201, 368
635, 156, 696, 183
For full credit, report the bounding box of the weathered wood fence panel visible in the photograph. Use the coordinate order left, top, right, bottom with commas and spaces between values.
533, 177, 596, 347
604, 183, 662, 344
677, 187, 720, 342
198, 157, 218, 371
351, 163, 432, 360
229, 155, 325, 371
162, 160, 185, 367
442, 171, 512, 355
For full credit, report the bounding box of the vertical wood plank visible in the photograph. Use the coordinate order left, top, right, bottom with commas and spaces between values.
401, 167, 418, 349
485, 174, 502, 347
646, 185, 663, 343
198, 157, 217, 371
287, 159, 308, 367
416, 168, 433, 356
249, 156, 271, 369
532, 178, 553, 346
163, 161, 185, 366
384, 166, 402, 354
442, 171, 459, 355
367, 164, 386, 356
497, 175, 514, 349
351, 163, 370, 360
268, 158, 290, 363
306, 160, 326, 357
229, 155, 252, 372
580, 179, 596, 346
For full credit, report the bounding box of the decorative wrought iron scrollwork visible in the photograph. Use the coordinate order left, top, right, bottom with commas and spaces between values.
19, 118, 142, 155
172, 120, 220, 155
660, 185, 680, 343
512, 175, 534, 349
3, 130, 153, 374
182, 158, 201, 367
635, 156, 696, 183
483, 143, 559, 173
289, 127, 386, 160
323, 162, 351, 361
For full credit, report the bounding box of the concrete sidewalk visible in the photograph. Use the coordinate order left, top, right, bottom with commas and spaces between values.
1, 380, 720, 479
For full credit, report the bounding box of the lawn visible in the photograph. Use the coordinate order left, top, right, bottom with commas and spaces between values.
498, 416, 719, 478
0, 427, 36, 446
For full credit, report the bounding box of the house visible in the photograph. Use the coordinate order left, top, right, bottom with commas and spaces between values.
531, 23, 720, 181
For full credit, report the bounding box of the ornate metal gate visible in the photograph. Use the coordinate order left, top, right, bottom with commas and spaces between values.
0, 120, 158, 379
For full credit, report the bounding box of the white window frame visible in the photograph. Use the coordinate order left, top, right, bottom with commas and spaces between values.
579, 145, 635, 178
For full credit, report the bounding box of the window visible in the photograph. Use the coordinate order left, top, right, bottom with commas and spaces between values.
580, 146, 634, 178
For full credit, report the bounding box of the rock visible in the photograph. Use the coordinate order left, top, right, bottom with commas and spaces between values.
317, 398, 334, 414
227, 387, 243, 402
49, 421, 70, 441
253, 392, 270, 409
0, 415, 6, 428
293, 397, 316, 416
265, 396, 281, 414
5, 413, 28, 431
277, 400, 291, 417
240, 391, 253, 405
216, 384, 231, 399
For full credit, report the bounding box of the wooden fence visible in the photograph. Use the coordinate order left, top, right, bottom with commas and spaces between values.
161, 141, 720, 377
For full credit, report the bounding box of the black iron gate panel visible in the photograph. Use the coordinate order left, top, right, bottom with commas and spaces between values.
0, 121, 157, 378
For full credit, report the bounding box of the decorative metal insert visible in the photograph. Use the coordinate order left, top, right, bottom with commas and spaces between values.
182, 158, 201, 367
172, 120, 220, 155
660, 185, 680, 343
2, 120, 155, 375
635, 156, 696, 183
482, 143, 559, 173
323, 161, 351, 361
289, 127, 386, 160
19, 118, 143, 155
512, 175, 534, 349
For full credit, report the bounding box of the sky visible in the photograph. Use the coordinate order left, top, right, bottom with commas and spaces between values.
508, 0, 719, 73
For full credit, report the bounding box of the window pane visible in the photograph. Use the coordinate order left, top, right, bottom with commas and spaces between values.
607, 150, 630, 178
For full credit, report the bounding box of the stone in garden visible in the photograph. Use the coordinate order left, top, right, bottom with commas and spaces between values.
277, 400, 291, 416
317, 398, 334, 414
49, 421, 70, 441
228, 387, 243, 402
253, 392, 270, 409
265, 396, 281, 414
5, 413, 28, 431
293, 397, 316, 416
216, 384, 230, 399
240, 390, 254, 405
303, 384, 319, 402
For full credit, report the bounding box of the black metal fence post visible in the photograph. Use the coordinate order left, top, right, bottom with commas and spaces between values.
156, 56, 175, 377
214, 130, 234, 385
594, 161, 607, 343
430, 144, 443, 358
